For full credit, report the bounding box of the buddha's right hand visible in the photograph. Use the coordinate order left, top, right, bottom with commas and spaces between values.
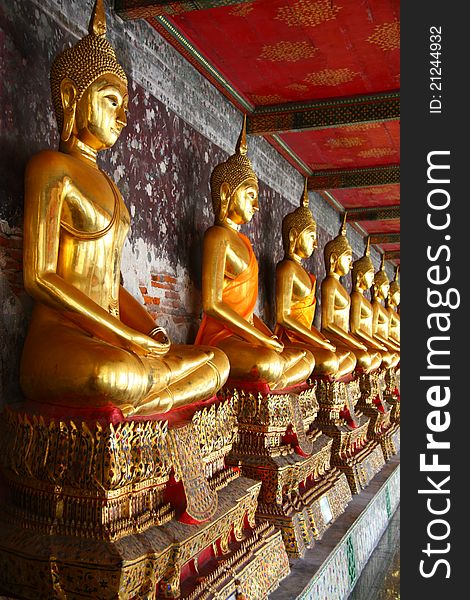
129, 332, 171, 356
267, 335, 284, 353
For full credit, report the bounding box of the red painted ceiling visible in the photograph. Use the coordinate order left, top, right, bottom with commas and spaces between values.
172, 0, 399, 105
149, 0, 400, 263
332, 186, 400, 209
281, 121, 400, 169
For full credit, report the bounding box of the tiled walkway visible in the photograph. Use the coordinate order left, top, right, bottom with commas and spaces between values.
348, 506, 400, 600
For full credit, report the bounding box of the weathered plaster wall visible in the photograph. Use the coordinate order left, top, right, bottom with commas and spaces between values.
0, 0, 392, 407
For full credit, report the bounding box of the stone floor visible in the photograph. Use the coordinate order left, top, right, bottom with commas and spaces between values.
348, 506, 400, 599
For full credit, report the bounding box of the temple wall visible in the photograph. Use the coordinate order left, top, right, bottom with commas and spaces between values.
0, 0, 392, 407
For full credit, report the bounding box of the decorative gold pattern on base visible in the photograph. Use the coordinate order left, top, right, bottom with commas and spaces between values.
0, 397, 290, 599
0, 399, 238, 541
225, 385, 351, 557
314, 380, 386, 494
0, 477, 289, 599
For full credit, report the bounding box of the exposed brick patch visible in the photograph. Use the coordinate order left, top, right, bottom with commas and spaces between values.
164, 291, 179, 300
151, 281, 172, 290
139, 271, 194, 332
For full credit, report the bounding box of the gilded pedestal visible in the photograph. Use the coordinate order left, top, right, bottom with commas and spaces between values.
315, 379, 386, 495
225, 384, 352, 558
383, 367, 401, 455
356, 371, 400, 461
0, 399, 289, 599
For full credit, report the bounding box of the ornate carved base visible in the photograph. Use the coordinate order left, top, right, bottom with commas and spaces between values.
0, 477, 289, 599
0, 400, 290, 598
332, 441, 386, 495
380, 423, 400, 460
315, 380, 386, 494
384, 367, 400, 424
356, 371, 401, 463
225, 385, 351, 558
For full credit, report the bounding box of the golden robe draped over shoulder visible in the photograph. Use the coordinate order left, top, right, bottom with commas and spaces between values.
276, 273, 317, 343
195, 231, 258, 346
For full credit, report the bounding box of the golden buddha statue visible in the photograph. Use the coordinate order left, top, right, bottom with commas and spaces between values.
195, 117, 314, 390
371, 256, 400, 368
274, 180, 355, 379
20, 0, 229, 417
350, 237, 386, 372
386, 266, 400, 349
320, 214, 372, 374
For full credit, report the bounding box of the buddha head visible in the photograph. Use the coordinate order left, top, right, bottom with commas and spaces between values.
388, 266, 400, 308
324, 213, 353, 276
372, 255, 390, 301
282, 178, 317, 260
50, 0, 128, 149
210, 115, 259, 226
352, 237, 374, 291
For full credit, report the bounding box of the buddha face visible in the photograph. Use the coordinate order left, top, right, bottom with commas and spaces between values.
390, 289, 400, 307
335, 250, 353, 276
294, 227, 317, 259
375, 280, 390, 300
363, 267, 375, 289
226, 178, 259, 225
75, 73, 128, 151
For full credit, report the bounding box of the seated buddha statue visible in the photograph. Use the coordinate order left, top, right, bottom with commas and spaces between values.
195, 117, 314, 390
385, 266, 400, 349
274, 180, 355, 380
371, 256, 400, 368
20, 0, 229, 418
320, 214, 372, 374
350, 237, 386, 373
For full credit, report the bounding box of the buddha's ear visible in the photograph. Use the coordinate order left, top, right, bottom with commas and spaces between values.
60, 78, 78, 142
219, 182, 231, 222
288, 228, 298, 256
329, 251, 337, 272
356, 269, 362, 284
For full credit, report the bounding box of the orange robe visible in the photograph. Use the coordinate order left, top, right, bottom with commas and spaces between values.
195, 231, 258, 346
276, 273, 317, 343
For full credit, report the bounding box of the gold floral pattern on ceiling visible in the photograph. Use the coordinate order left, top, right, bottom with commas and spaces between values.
325, 136, 364, 149
285, 83, 309, 92
358, 148, 398, 158
304, 68, 359, 86
314, 163, 338, 170
229, 2, 255, 17
367, 186, 399, 196
276, 0, 342, 28
251, 94, 283, 105
341, 123, 382, 132
367, 20, 400, 51
258, 41, 318, 62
